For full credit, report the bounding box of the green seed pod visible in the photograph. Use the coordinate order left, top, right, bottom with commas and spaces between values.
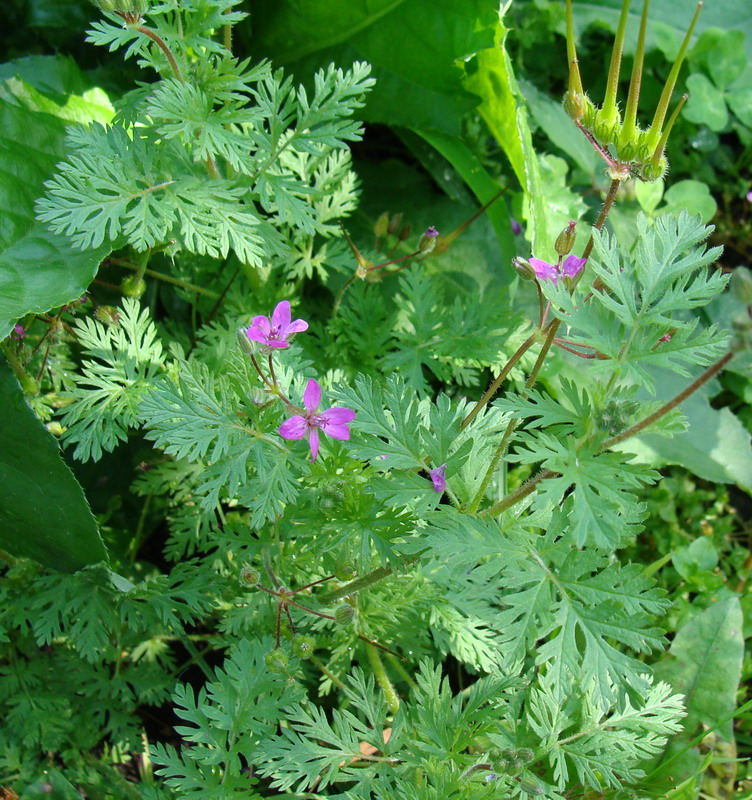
239, 566, 260, 587
264, 648, 289, 673
640, 155, 669, 182
374, 212, 390, 238
517, 777, 544, 796
292, 634, 316, 660
593, 107, 620, 145
554, 220, 577, 257
563, 91, 595, 126
334, 604, 355, 624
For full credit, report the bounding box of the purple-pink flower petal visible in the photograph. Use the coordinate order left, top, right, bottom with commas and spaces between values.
283, 318, 309, 336
562, 255, 586, 277
430, 463, 447, 493
529, 257, 560, 283
279, 416, 308, 439
303, 379, 322, 412
308, 428, 320, 461
271, 300, 292, 331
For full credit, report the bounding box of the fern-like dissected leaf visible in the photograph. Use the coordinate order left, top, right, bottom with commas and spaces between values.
543, 212, 728, 384
528, 670, 684, 790
59, 298, 165, 461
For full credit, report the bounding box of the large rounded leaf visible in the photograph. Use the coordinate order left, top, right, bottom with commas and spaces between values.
0, 97, 109, 339
0, 356, 107, 572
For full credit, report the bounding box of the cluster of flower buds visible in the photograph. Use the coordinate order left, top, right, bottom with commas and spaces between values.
93, 0, 148, 23
564, 0, 702, 181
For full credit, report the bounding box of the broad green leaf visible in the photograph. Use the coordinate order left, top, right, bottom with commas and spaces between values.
614, 371, 752, 491
706, 30, 747, 89
409, 127, 516, 268
654, 597, 743, 741
682, 73, 728, 132
0, 77, 114, 125
0, 356, 107, 572
0, 99, 109, 339
250, 0, 498, 134
726, 65, 752, 127
571, 0, 752, 62
463, 21, 549, 259
660, 180, 717, 223
635, 178, 665, 216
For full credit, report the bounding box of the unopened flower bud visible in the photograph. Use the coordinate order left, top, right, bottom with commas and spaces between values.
517, 778, 544, 796
398, 222, 413, 242
239, 566, 260, 587
20, 375, 39, 396
554, 220, 577, 257
563, 91, 595, 125
237, 327, 256, 356
292, 634, 316, 660
387, 213, 404, 235
374, 212, 390, 238
95, 305, 121, 326
121, 275, 147, 298
264, 648, 289, 673
512, 257, 535, 281
510, 218, 522, 236
418, 226, 439, 254
46, 421, 66, 436
732, 267, 752, 305
334, 604, 355, 624
93, 0, 148, 16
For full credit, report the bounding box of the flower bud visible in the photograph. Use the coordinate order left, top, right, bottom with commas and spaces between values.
387, 213, 404, 235
19, 375, 39, 396
46, 421, 66, 436
237, 327, 256, 356
264, 648, 289, 673
92, 0, 148, 16
563, 91, 595, 125
731, 267, 752, 305
95, 305, 121, 326
334, 560, 356, 581
239, 566, 260, 587
374, 212, 390, 238
418, 226, 439, 255
334, 604, 355, 624
517, 778, 544, 796
554, 220, 577, 257
397, 222, 413, 243
121, 275, 146, 298
512, 257, 535, 282
292, 634, 316, 660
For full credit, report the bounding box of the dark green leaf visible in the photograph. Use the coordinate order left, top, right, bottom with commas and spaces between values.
0, 356, 107, 572
0, 99, 109, 339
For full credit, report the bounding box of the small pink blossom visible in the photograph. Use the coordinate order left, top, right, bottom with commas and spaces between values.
246, 301, 308, 350
430, 463, 447, 493
12, 324, 26, 340
279, 379, 356, 462
529, 255, 586, 284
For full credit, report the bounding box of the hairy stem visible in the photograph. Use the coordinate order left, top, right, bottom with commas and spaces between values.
366, 642, 400, 714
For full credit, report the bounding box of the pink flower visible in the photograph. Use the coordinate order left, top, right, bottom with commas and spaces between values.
279, 379, 356, 462
430, 463, 447, 493
246, 301, 308, 350
12, 324, 26, 340
528, 255, 586, 284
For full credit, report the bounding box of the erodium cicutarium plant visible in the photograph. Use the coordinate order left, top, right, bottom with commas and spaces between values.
1, 0, 750, 798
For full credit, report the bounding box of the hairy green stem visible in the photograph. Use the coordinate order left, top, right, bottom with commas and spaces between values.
366, 642, 400, 714
318, 565, 394, 605
483, 351, 734, 516
136, 25, 184, 83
